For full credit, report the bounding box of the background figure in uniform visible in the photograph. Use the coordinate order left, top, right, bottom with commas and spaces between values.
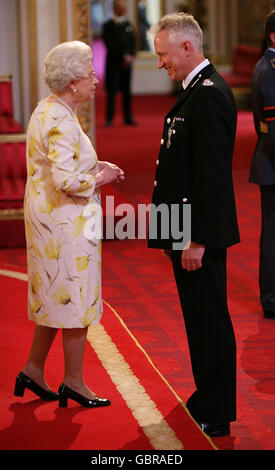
148, 13, 239, 437
103, 0, 137, 126
250, 10, 275, 320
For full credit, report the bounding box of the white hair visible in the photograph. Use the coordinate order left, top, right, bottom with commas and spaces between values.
43, 41, 93, 93
149, 12, 203, 52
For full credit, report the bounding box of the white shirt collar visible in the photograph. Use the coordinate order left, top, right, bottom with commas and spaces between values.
114, 15, 126, 23
268, 47, 275, 52
182, 58, 210, 89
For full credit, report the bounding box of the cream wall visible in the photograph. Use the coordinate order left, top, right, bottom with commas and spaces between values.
1, 0, 91, 133
0, 0, 62, 130
0, 0, 242, 130
36, 0, 60, 99
0, 0, 21, 124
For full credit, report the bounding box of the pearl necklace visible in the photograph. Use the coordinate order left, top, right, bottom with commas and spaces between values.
51, 94, 76, 116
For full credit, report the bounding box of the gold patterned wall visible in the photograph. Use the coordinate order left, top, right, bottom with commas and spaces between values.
72, 0, 92, 136
239, 0, 275, 46
175, 0, 212, 54
176, 0, 208, 28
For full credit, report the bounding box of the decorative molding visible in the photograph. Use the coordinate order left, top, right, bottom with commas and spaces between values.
0, 134, 26, 143
59, 0, 68, 42
72, 0, 92, 135
0, 75, 12, 82
238, 0, 272, 46
0, 208, 24, 220
27, 0, 38, 112
73, 0, 91, 42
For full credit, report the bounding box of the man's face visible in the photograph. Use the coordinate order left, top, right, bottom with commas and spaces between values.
114, 0, 126, 16
154, 30, 189, 81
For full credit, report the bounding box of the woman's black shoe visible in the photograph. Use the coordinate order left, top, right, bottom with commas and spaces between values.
14, 371, 59, 401
58, 383, 111, 408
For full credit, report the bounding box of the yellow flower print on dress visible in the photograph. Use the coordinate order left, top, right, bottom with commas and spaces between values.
73, 142, 80, 160
39, 188, 61, 214
75, 256, 89, 272
29, 179, 41, 197
52, 285, 72, 305
29, 161, 39, 177
30, 297, 42, 315
48, 127, 63, 146
44, 239, 61, 260
28, 135, 37, 158
26, 220, 43, 258
79, 180, 93, 193
48, 127, 63, 162
94, 281, 99, 302
80, 305, 97, 327
36, 314, 50, 326
31, 272, 42, 295
41, 102, 53, 125
25, 220, 34, 242
61, 178, 93, 194
73, 214, 86, 237
48, 149, 58, 162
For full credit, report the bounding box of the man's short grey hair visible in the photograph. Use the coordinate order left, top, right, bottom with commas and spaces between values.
149, 12, 203, 52
43, 41, 93, 93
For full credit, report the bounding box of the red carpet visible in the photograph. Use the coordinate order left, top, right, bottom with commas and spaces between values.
95, 86, 274, 451
100, 180, 275, 452
0, 83, 274, 453
0, 272, 215, 451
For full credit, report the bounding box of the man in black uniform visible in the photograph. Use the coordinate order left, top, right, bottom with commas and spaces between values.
249, 10, 275, 320
148, 13, 240, 437
103, 0, 136, 126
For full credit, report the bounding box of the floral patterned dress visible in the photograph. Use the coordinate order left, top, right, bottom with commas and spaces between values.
24, 100, 102, 328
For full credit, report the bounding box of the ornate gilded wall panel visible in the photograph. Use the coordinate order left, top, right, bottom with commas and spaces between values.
27, 0, 38, 112
73, 0, 92, 136
239, 0, 275, 46
175, 0, 209, 49
59, 0, 68, 42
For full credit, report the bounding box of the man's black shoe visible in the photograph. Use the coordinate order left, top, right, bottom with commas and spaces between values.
264, 310, 275, 319
124, 120, 138, 126
198, 422, 230, 437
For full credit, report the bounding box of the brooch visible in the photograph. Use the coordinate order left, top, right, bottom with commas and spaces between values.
202, 79, 214, 86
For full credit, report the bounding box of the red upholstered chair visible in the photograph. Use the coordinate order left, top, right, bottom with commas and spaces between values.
0, 75, 27, 246
0, 77, 13, 116
221, 44, 261, 92
0, 75, 24, 134
0, 134, 27, 247
0, 134, 27, 210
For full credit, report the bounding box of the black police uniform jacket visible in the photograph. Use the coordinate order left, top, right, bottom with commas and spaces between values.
249, 48, 275, 185
148, 63, 240, 250
103, 18, 136, 92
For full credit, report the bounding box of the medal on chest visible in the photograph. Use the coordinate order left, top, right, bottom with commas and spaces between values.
167, 117, 176, 149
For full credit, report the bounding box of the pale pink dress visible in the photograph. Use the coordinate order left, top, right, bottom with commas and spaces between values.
24, 100, 102, 328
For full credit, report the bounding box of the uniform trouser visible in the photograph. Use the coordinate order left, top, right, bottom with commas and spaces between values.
106, 66, 133, 123
259, 185, 275, 313
171, 248, 236, 423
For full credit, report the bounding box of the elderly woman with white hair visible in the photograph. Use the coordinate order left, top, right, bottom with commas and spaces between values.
14, 40, 124, 408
